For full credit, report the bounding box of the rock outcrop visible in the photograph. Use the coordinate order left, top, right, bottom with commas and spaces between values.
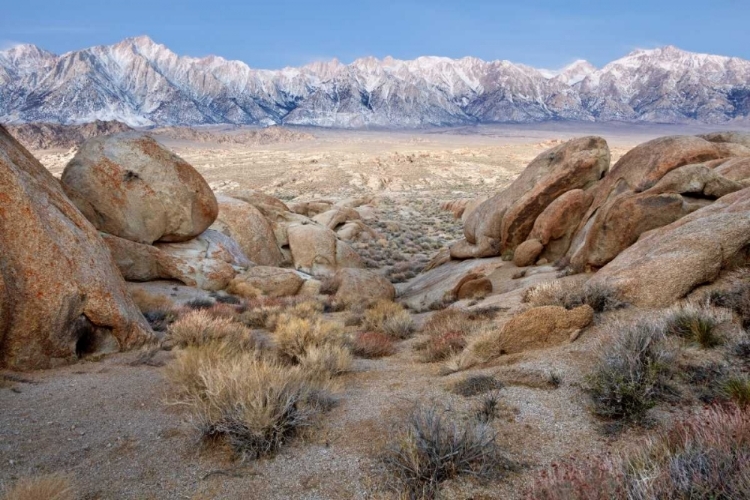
451, 136, 609, 259
331, 269, 396, 306
61, 132, 218, 244
229, 267, 307, 298
287, 224, 364, 276
0, 125, 153, 370
212, 195, 284, 267
103, 230, 251, 291
586, 187, 750, 307
499, 305, 594, 354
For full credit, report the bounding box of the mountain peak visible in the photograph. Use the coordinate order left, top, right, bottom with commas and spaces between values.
2, 36, 750, 127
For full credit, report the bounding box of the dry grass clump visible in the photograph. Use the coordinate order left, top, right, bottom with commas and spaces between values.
723, 376, 750, 407
586, 319, 675, 423
362, 300, 415, 339
664, 304, 729, 348
451, 374, 504, 397
415, 309, 494, 363
351, 331, 396, 358
525, 405, 750, 500
382, 404, 511, 499
168, 310, 264, 352
167, 347, 331, 460
225, 280, 261, 299
298, 345, 353, 379
272, 314, 348, 365
524, 280, 627, 313
1, 474, 75, 500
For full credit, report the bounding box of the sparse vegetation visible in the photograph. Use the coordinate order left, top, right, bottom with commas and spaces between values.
362, 300, 415, 339
723, 376, 750, 407
525, 405, 750, 500
351, 331, 396, 358
382, 404, 510, 499
184, 298, 215, 310
169, 310, 265, 352
664, 305, 727, 348
707, 273, 750, 329
272, 313, 348, 365
451, 374, 504, 397
167, 347, 332, 460
1, 474, 75, 500
586, 319, 675, 423
415, 309, 494, 363
473, 391, 502, 423
524, 280, 627, 313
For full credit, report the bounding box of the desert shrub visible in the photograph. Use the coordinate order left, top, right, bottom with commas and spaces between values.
169, 310, 263, 352
1, 474, 75, 500
225, 280, 261, 299
415, 309, 492, 363
363, 300, 415, 339
524, 280, 627, 313
586, 319, 675, 423
298, 344, 353, 379
664, 305, 727, 348
524, 405, 750, 500
474, 391, 502, 423
419, 331, 467, 362
166, 348, 330, 460
383, 404, 509, 499
451, 375, 504, 397
351, 331, 396, 358
185, 298, 215, 310
272, 314, 348, 365
723, 377, 750, 407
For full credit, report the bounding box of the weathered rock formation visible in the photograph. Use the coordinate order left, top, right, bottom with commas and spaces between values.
61, 132, 218, 244
0, 125, 153, 370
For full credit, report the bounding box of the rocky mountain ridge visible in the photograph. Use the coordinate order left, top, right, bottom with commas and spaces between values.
1, 36, 749, 128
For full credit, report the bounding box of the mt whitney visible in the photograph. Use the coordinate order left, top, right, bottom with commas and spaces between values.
1, 36, 749, 128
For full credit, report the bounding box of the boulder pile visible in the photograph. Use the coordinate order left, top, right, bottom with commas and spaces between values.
445, 132, 750, 307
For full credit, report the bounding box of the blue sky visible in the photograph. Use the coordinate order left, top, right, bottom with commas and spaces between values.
1, 0, 748, 69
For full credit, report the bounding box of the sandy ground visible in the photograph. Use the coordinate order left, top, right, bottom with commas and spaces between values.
4, 122, 742, 498
1, 304, 635, 500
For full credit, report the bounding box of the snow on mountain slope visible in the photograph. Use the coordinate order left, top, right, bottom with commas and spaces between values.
1, 38, 749, 127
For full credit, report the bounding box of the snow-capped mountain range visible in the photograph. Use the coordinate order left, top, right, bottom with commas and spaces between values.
1, 36, 749, 128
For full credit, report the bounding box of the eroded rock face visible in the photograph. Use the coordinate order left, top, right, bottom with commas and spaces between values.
451, 136, 609, 259
61, 132, 218, 244
0, 126, 153, 370
586, 187, 750, 307
332, 268, 396, 306
104, 230, 251, 291
568, 136, 738, 269
529, 189, 592, 263
230, 267, 306, 298
212, 195, 284, 267
287, 224, 364, 276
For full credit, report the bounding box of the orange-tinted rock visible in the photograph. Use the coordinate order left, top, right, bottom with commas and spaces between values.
513, 239, 544, 267
0, 125, 153, 370
529, 189, 592, 262
332, 268, 395, 306
61, 132, 218, 244
451, 136, 609, 259
211, 195, 284, 267
587, 187, 750, 307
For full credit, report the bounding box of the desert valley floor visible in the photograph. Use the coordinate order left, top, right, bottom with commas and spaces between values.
3, 122, 750, 500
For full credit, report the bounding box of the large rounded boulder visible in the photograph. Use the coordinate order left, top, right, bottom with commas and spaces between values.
61, 132, 218, 244
0, 126, 153, 370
